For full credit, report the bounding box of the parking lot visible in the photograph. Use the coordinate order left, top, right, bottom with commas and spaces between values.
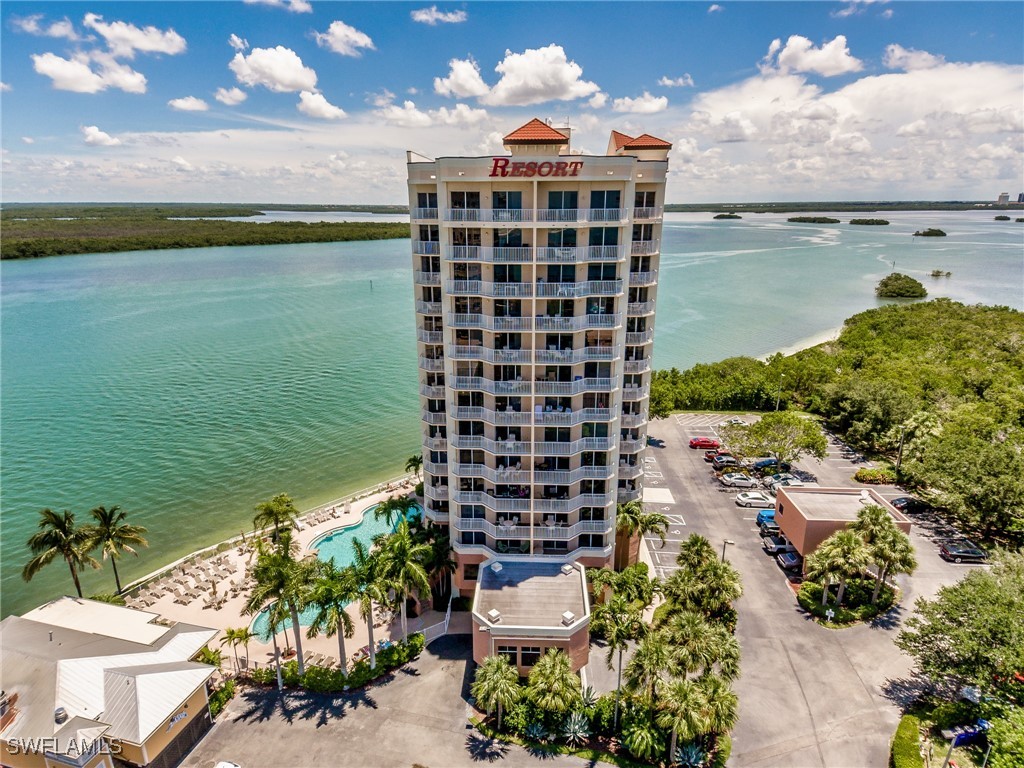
643, 412, 976, 768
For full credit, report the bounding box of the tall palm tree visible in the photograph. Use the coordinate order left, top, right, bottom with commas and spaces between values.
219, 626, 256, 673
306, 560, 358, 675
374, 494, 416, 527
87, 505, 148, 594
405, 454, 424, 482
614, 500, 669, 570
675, 534, 717, 572
625, 631, 671, 705
657, 678, 709, 761
471, 655, 522, 731
593, 594, 645, 731
244, 545, 311, 676
667, 611, 717, 677
424, 531, 455, 606
351, 539, 389, 669
804, 549, 842, 607
252, 493, 299, 543
698, 674, 739, 738
242, 588, 287, 691
23, 509, 100, 598
526, 648, 581, 715
378, 519, 431, 641
809, 529, 871, 607
850, 504, 898, 545
867, 526, 917, 604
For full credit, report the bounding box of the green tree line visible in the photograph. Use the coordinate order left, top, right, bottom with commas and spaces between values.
651, 299, 1024, 542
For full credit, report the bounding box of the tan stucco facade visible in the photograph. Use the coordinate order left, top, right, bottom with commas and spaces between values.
116, 683, 210, 766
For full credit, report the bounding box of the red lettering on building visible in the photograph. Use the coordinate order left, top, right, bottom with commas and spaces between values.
553, 162, 569, 177
567, 161, 584, 177
510, 162, 526, 177
537, 162, 553, 177
489, 158, 510, 177
488, 158, 583, 178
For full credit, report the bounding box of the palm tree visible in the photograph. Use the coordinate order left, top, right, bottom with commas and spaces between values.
242, 588, 287, 691
252, 493, 299, 543
374, 494, 416, 527
306, 561, 358, 675
593, 595, 645, 731
615, 500, 669, 570
675, 534, 717, 572
244, 545, 311, 676
424, 530, 455, 606
87, 505, 148, 594
698, 674, 739, 738
657, 678, 709, 761
666, 611, 717, 677
625, 631, 671, 705
405, 454, 423, 482
526, 648, 581, 715
23, 509, 100, 598
471, 655, 522, 731
867, 526, 917, 604
622, 717, 666, 763
808, 529, 871, 607
378, 519, 432, 641
351, 539, 389, 669
219, 626, 256, 673
850, 504, 898, 545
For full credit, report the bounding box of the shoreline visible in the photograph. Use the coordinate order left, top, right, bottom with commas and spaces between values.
761, 326, 843, 359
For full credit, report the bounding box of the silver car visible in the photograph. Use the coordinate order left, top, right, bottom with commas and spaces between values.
719, 472, 758, 488
735, 490, 774, 507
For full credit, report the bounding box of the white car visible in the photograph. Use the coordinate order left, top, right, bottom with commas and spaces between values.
735, 491, 774, 507
769, 479, 806, 496
719, 472, 758, 488
718, 417, 746, 426
762, 472, 797, 489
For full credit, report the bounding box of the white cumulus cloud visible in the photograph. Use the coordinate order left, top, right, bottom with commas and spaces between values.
82, 13, 186, 58
708, 4, 723, 12
313, 20, 375, 57
832, 0, 886, 19
373, 95, 487, 128
215, 87, 247, 105
0, 82, 11, 92
169, 96, 209, 111
375, 100, 433, 128
411, 6, 468, 24
31, 52, 146, 94
12, 14, 84, 40
762, 35, 863, 77
298, 91, 347, 120
588, 92, 608, 109
658, 74, 694, 87
230, 46, 317, 92
229, 34, 249, 51
883, 44, 945, 71
22, 137, 34, 144
612, 91, 668, 114
432, 103, 489, 126
483, 44, 600, 106
242, 0, 312, 13
434, 57, 490, 98
81, 125, 121, 146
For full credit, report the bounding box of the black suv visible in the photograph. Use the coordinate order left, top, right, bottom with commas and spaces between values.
890, 496, 932, 514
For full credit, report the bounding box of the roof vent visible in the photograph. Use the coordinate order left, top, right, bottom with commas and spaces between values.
859, 490, 871, 504
54, 707, 68, 725
560, 564, 574, 576
487, 609, 501, 623
561, 611, 576, 626
491, 562, 503, 573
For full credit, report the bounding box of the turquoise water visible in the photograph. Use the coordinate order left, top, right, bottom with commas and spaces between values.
249, 502, 421, 639
2, 211, 1021, 617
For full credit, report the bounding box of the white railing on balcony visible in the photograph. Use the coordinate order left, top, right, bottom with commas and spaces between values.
448, 434, 530, 454
450, 406, 532, 425
534, 408, 613, 426
619, 438, 646, 453
413, 240, 440, 255
450, 491, 531, 512
618, 488, 642, 503
632, 206, 664, 221
453, 517, 531, 538
619, 463, 643, 479
444, 208, 534, 223
412, 208, 438, 220
449, 246, 533, 263
535, 208, 581, 223
447, 314, 534, 331
622, 385, 651, 401
420, 384, 445, 398
534, 465, 616, 484
417, 328, 443, 344
625, 329, 655, 344
534, 313, 621, 332
585, 208, 628, 222
453, 516, 612, 540
421, 410, 446, 425
450, 376, 531, 396
627, 301, 656, 315
534, 378, 615, 396
535, 436, 616, 454
424, 461, 448, 475
620, 412, 648, 428
535, 494, 616, 513
425, 484, 449, 501
413, 271, 441, 285
453, 541, 613, 560
415, 301, 441, 314
629, 270, 658, 286
535, 280, 622, 298
535, 245, 627, 263
454, 464, 530, 484
447, 346, 531, 364
423, 435, 447, 450
424, 508, 449, 524
445, 280, 534, 298
631, 240, 660, 255
624, 358, 652, 374
445, 208, 483, 223
535, 346, 618, 364
418, 356, 445, 372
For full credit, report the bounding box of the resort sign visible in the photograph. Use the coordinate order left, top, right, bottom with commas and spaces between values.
489, 158, 584, 178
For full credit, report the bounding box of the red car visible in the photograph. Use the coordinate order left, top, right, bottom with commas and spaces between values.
689, 436, 720, 449
704, 449, 732, 462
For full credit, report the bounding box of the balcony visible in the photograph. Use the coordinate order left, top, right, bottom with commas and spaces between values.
450, 246, 533, 263
535, 346, 617, 364
625, 329, 655, 344
632, 206, 664, 221
586, 208, 628, 223
627, 301, 656, 316
534, 436, 616, 454
419, 384, 445, 398
622, 385, 650, 401
535, 280, 622, 298
412, 207, 438, 220
450, 376, 531, 396
450, 491, 531, 512
534, 407, 613, 426
445, 280, 534, 298
534, 378, 614, 396
424, 484, 449, 501
447, 314, 533, 331
624, 358, 652, 374
450, 405, 532, 426
619, 437, 646, 453
413, 240, 440, 255
452, 516, 613, 540
629, 270, 658, 286
421, 410, 446, 425
444, 209, 534, 223
453, 541, 613, 560
535, 493, 615, 513
535, 245, 627, 263
417, 328, 443, 344
534, 313, 621, 332
415, 300, 441, 315
425, 509, 450, 523
423, 435, 447, 451
448, 346, 531, 364
447, 434, 529, 454
620, 412, 648, 428
631, 240, 660, 255
619, 463, 643, 479
535, 208, 583, 223
618, 488, 642, 503
454, 463, 529, 484
418, 356, 445, 372
534, 464, 615, 483
423, 460, 448, 475
413, 271, 441, 286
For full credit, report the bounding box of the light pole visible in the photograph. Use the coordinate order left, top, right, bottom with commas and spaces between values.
774, 373, 786, 411
895, 424, 907, 477
721, 539, 735, 562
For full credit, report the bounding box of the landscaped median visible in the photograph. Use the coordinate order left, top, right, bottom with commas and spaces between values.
889, 714, 924, 768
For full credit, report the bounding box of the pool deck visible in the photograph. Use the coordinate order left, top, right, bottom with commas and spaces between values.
125, 481, 449, 674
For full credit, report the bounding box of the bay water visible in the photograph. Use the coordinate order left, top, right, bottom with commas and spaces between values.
2, 211, 1021, 616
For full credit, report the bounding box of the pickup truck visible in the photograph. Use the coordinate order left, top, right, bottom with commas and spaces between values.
761, 534, 797, 554
759, 520, 781, 536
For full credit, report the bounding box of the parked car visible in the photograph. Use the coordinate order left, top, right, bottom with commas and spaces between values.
763, 472, 797, 489
704, 448, 732, 462
769, 479, 805, 495
890, 496, 932, 514
752, 458, 792, 474
689, 436, 720, 449
939, 541, 988, 564
719, 472, 758, 488
735, 491, 774, 507
712, 455, 739, 470
762, 534, 797, 554
756, 509, 776, 526
760, 520, 781, 536
719, 417, 746, 426
776, 552, 804, 571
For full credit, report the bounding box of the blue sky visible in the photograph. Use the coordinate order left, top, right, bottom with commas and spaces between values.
2, 1, 1022, 202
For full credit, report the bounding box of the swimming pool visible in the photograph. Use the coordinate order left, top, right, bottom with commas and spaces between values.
250, 501, 421, 640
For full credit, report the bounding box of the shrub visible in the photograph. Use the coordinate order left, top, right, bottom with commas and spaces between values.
195, 646, 222, 667
855, 467, 898, 484
208, 679, 236, 718
710, 734, 732, 768
798, 579, 895, 624
930, 700, 979, 730
589, 693, 617, 736
249, 665, 276, 685
890, 714, 923, 768
850, 219, 890, 225
414, 481, 424, 496
505, 700, 541, 736
876, 273, 927, 299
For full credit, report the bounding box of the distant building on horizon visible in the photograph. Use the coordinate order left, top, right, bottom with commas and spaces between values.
406, 118, 670, 672
1017, 193, 1024, 204
997, 192, 1009, 205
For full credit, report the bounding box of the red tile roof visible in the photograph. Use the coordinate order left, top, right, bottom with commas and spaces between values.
622, 133, 672, 150
503, 118, 570, 144
610, 130, 635, 150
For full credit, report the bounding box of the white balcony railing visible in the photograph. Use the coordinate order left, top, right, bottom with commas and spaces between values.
413, 240, 440, 255
412, 207, 438, 220
449, 246, 534, 263
417, 329, 443, 344
622, 385, 651, 401
627, 301, 656, 315
619, 438, 646, 453
534, 378, 615, 396
624, 358, 652, 374
419, 384, 445, 398
620, 412, 648, 428
415, 301, 441, 314
447, 346, 531, 364
418, 356, 445, 372
413, 271, 441, 285
535, 245, 627, 263
450, 406, 532, 426
625, 329, 655, 344
423, 461, 448, 475
533, 465, 616, 484
444, 209, 534, 223
619, 463, 643, 479
535, 346, 617, 364
618, 488, 642, 503
447, 434, 530, 454
534, 313, 621, 331
632, 206, 664, 221
450, 376, 531, 396
535, 494, 616, 514
629, 270, 658, 286
445, 280, 534, 298
423, 435, 447, 450
630, 240, 660, 255
421, 410, 446, 425
535, 280, 622, 298
585, 208, 628, 222
446, 314, 533, 331
450, 491, 531, 512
